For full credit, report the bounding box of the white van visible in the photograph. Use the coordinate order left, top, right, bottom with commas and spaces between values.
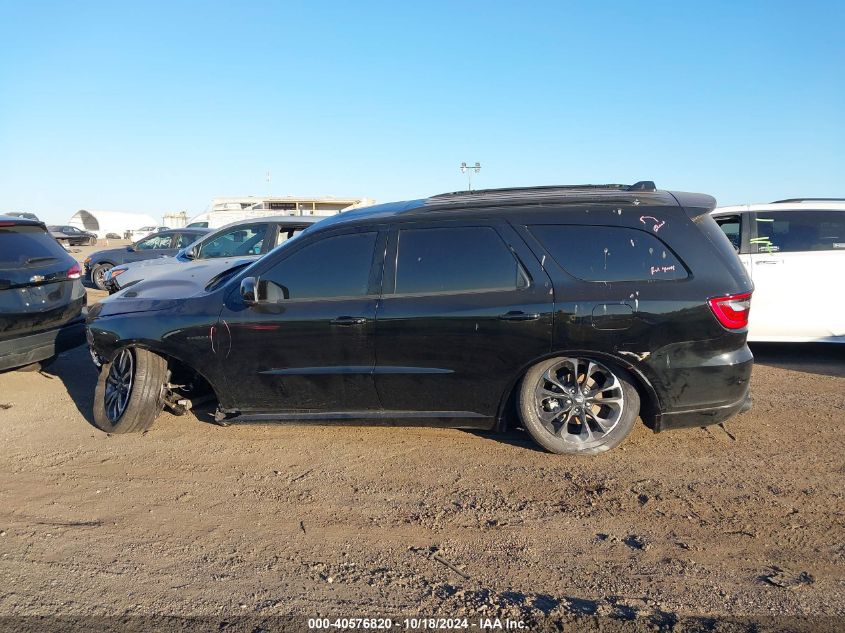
712, 199, 845, 343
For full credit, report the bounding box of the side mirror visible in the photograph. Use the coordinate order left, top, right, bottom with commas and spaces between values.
186, 245, 199, 260
126, 245, 136, 252
240, 277, 258, 304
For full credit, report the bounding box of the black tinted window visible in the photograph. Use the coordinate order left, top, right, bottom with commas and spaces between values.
752, 210, 845, 253
259, 232, 377, 300
395, 226, 524, 294
530, 225, 687, 281
0, 225, 68, 266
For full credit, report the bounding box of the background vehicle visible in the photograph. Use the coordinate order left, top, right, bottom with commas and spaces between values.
87, 182, 753, 455
125, 225, 168, 241
83, 227, 209, 290
0, 215, 86, 371
105, 216, 318, 293
48, 224, 98, 246
713, 198, 845, 343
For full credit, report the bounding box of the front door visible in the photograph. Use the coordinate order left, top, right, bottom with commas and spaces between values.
374, 220, 554, 418
218, 228, 385, 413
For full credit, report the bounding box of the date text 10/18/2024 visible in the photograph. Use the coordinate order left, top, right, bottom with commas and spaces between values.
308, 617, 527, 630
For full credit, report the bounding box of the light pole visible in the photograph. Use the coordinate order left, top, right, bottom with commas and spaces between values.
460, 162, 481, 191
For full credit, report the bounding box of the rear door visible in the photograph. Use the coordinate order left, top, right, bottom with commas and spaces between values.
374, 220, 554, 419
0, 222, 85, 341
747, 209, 845, 341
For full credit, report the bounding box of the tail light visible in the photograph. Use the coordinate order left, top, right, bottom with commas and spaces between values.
708, 292, 752, 330
67, 263, 82, 279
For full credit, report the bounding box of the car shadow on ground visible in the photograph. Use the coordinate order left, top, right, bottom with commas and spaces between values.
43, 345, 99, 426
467, 427, 549, 453
750, 343, 845, 378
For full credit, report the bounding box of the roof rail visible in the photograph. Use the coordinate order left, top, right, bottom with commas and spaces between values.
427, 182, 658, 203
770, 198, 845, 204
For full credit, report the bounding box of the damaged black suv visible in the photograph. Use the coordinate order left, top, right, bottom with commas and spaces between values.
86, 182, 753, 454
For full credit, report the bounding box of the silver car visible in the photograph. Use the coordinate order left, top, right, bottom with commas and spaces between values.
105, 215, 320, 293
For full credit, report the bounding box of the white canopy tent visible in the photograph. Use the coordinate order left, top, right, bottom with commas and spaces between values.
68, 210, 158, 239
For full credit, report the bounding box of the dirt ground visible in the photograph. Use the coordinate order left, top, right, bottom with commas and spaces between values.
0, 248, 843, 630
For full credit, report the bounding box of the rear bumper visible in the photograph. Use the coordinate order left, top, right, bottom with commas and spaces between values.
655, 389, 751, 431
0, 318, 86, 371
646, 342, 754, 432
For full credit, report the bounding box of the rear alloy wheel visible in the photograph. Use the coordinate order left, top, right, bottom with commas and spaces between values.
93, 347, 168, 433
518, 357, 639, 455
91, 263, 112, 290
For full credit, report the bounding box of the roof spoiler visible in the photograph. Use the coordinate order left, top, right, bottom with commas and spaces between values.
627, 181, 656, 192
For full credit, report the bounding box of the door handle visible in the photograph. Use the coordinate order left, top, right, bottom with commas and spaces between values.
498, 311, 540, 322
331, 316, 368, 326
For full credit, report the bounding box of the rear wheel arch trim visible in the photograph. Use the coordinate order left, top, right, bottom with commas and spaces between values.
495, 350, 662, 432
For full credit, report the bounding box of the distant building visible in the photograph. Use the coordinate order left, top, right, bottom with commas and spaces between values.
162, 211, 189, 228
186, 195, 375, 229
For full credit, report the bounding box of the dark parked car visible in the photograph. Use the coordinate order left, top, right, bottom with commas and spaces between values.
86, 182, 753, 454
48, 225, 98, 246
0, 215, 87, 371
83, 227, 210, 290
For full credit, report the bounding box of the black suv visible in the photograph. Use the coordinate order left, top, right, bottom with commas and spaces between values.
0, 215, 87, 371
86, 183, 753, 454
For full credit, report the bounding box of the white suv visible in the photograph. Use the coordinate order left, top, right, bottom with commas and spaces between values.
712, 199, 845, 343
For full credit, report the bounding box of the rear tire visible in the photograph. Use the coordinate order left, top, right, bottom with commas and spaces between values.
93, 347, 168, 433
518, 356, 640, 455
91, 263, 112, 290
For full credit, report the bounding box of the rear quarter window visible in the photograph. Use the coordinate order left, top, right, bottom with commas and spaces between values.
529, 225, 688, 282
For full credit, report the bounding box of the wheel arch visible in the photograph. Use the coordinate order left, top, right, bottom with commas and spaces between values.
104, 341, 227, 409
495, 350, 662, 432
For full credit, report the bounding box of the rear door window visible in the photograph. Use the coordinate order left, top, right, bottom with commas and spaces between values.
394, 226, 526, 295
751, 210, 845, 253
529, 225, 687, 281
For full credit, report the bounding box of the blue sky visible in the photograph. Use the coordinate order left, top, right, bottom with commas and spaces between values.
1, 1, 843, 223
